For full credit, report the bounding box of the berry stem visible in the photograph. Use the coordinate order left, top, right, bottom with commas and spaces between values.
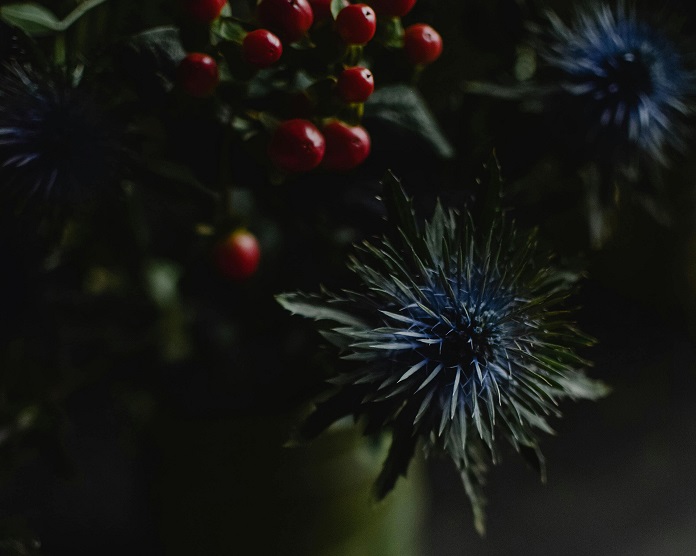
344, 44, 364, 66
54, 32, 66, 68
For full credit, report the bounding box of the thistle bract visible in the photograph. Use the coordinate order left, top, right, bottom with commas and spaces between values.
277, 173, 607, 533
538, 4, 696, 168
0, 64, 119, 206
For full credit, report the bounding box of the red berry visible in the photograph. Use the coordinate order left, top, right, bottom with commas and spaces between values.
177, 53, 219, 97
404, 24, 443, 65
322, 121, 371, 171
335, 4, 377, 45
369, 0, 416, 17
215, 229, 261, 281
242, 29, 283, 68
336, 66, 374, 103
268, 119, 326, 173
257, 0, 314, 43
182, 0, 227, 23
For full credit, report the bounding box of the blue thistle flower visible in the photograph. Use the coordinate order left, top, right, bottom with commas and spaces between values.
277, 172, 608, 533
0, 64, 119, 206
536, 3, 696, 169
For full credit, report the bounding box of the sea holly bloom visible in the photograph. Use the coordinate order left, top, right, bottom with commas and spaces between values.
277, 172, 608, 533
536, 3, 696, 170
0, 64, 119, 206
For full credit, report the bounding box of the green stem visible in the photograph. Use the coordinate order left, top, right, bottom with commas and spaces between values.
54, 32, 66, 68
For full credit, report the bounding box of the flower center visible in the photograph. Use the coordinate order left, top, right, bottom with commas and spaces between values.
432, 313, 495, 370
599, 50, 653, 102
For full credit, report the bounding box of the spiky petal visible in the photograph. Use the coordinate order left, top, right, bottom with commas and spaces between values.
0, 64, 119, 206
277, 173, 608, 533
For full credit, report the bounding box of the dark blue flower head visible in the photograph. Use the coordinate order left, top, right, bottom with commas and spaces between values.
0, 64, 120, 206
277, 172, 608, 533
538, 3, 696, 168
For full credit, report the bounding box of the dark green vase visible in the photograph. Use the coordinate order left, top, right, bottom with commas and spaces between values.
155, 412, 427, 556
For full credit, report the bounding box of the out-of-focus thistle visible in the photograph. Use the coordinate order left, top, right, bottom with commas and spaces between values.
277, 172, 608, 533
0, 63, 119, 207
465, 3, 696, 247
534, 3, 696, 171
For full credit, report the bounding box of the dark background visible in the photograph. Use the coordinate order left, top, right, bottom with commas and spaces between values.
2, 0, 696, 554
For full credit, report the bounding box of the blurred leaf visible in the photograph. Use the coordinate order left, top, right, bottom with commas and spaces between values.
365, 84, 455, 159
120, 26, 185, 98
125, 25, 185, 66
379, 16, 404, 48
0, 3, 61, 36
212, 19, 247, 44
0, 0, 108, 36
60, 0, 109, 30
330, 0, 345, 19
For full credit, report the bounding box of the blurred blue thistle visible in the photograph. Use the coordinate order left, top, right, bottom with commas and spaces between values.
535, 3, 696, 170
0, 64, 119, 207
277, 171, 608, 533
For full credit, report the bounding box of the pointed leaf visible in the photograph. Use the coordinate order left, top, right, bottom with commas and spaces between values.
0, 3, 61, 36
365, 84, 455, 158
276, 293, 367, 328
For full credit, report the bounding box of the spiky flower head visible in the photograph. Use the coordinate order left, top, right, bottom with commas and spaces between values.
0, 64, 119, 207
277, 173, 608, 533
536, 3, 696, 170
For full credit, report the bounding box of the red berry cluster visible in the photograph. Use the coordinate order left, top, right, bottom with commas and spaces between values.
173, 0, 443, 281
268, 118, 371, 173
174, 0, 442, 172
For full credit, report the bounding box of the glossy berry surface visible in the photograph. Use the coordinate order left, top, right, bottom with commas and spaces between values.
243, 29, 283, 68
177, 53, 219, 97
336, 67, 375, 103
182, 0, 227, 23
335, 4, 377, 45
321, 121, 371, 171
268, 119, 326, 173
257, 0, 314, 43
215, 230, 261, 281
404, 24, 443, 65
369, 0, 416, 17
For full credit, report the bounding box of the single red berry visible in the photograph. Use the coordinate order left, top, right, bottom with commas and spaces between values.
242, 29, 283, 68
182, 0, 227, 23
404, 23, 443, 65
215, 229, 261, 281
369, 0, 416, 17
268, 119, 326, 173
322, 121, 371, 171
336, 66, 375, 103
177, 53, 219, 97
335, 4, 377, 45
257, 0, 314, 43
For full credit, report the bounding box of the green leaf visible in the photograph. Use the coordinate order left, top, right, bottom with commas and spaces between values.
60, 0, 109, 30
379, 16, 404, 48
0, 3, 61, 36
365, 84, 455, 159
330, 0, 345, 19
212, 19, 247, 44
0, 0, 108, 36
122, 26, 186, 93
276, 293, 367, 328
